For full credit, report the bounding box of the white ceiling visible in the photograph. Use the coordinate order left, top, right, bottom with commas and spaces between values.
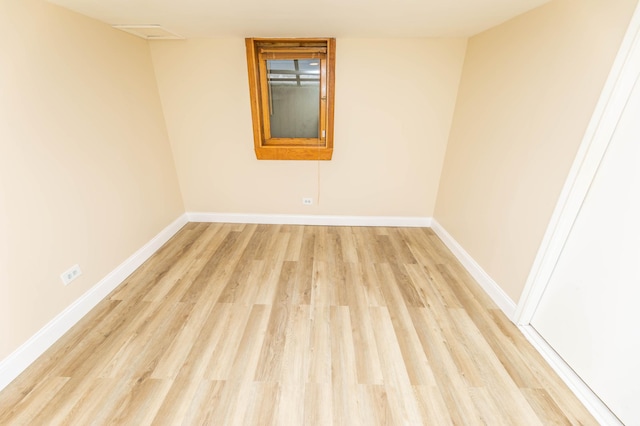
47, 0, 551, 38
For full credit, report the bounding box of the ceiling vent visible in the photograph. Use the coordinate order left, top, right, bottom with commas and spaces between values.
112, 25, 184, 40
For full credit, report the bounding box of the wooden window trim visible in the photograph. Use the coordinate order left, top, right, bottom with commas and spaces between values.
245, 38, 336, 160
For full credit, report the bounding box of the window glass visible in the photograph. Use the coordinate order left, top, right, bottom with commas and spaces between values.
267, 59, 320, 138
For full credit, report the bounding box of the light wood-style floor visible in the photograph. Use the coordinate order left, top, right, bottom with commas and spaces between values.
0, 223, 596, 425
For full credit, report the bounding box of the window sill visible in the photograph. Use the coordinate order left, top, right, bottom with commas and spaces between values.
255, 146, 333, 160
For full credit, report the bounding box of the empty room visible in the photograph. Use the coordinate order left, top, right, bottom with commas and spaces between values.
1, 0, 639, 424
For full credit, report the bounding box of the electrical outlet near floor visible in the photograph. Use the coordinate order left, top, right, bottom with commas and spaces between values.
302, 197, 313, 206
60, 264, 82, 286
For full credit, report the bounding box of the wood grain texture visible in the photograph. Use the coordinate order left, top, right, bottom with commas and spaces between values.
0, 224, 597, 425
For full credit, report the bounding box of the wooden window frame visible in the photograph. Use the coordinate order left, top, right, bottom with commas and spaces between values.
245, 38, 336, 160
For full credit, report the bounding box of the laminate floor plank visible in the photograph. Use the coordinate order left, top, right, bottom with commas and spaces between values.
307, 304, 332, 385
303, 382, 332, 425
292, 232, 314, 305
345, 263, 384, 385
370, 306, 424, 425
0, 223, 597, 425
374, 264, 436, 387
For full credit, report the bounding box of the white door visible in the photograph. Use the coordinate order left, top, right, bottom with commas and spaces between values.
530, 73, 640, 425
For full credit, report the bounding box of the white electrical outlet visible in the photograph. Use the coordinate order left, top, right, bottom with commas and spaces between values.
60, 264, 82, 286
302, 197, 313, 206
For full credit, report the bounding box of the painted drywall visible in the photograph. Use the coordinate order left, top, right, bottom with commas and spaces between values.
434, 0, 638, 302
0, 0, 184, 360
150, 38, 467, 217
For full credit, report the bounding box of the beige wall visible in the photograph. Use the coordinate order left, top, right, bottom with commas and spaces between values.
0, 0, 184, 359
434, 0, 637, 302
3, 0, 635, 367
150, 38, 467, 217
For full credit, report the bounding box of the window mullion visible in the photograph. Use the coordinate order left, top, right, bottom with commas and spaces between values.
319, 57, 327, 142
257, 56, 273, 140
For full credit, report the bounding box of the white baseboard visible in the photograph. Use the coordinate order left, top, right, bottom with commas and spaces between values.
0, 214, 188, 392
519, 325, 622, 426
430, 219, 517, 320
187, 212, 432, 228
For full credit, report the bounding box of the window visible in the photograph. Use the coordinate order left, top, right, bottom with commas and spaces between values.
245, 38, 336, 160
